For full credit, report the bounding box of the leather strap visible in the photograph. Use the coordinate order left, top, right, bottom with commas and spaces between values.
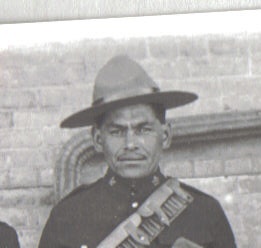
97, 178, 193, 248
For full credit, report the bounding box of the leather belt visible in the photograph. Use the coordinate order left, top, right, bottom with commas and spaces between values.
97, 178, 194, 248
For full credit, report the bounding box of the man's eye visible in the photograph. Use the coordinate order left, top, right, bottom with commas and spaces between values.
109, 129, 123, 136
138, 126, 153, 134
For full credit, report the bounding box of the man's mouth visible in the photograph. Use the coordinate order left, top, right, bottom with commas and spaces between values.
117, 154, 147, 161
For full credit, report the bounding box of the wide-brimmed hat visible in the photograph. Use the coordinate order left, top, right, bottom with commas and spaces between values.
60, 55, 198, 128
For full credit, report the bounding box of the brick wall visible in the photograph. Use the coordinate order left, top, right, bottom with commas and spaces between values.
0, 32, 260, 247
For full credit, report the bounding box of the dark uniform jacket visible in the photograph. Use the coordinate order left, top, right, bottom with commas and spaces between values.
0, 222, 20, 248
39, 170, 236, 248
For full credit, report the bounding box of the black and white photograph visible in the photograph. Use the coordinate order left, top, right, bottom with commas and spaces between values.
0, 4, 260, 248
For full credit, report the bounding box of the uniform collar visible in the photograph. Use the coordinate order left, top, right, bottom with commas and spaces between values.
103, 168, 166, 190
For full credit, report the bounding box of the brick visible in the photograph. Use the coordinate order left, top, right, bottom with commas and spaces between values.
208, 35, 247, 56
189, 55, 248, 77
39, 168, 54, 186
161, 77, 223, 99
35, 60, 86, 86
0, 149, 55, 169
192, 97, 223, 115
147, 36, 179, 59
0, 169, 9, 188
221, 94, 256, 112
237, 175, 261, 194
0, 48, 87, 87
0, 50, 42, 67
0, 188, 53, 207
13, 110, 59, 128
9, 167, 39, 188
165, 136, 261, 166
41, 127, 80, 148
27, 209, 47, 227
178, 36, 208, 58
82, 41, 119, 81
0, 207, 54, 238
0, 129, 43, 149
86, 38, 147, 59
37, 85, 92, 108
0, 90, 37, 109
141, 59, 190, 81
252, 157, 261, 173
218, 77, 261, 111
194, 159, 224, 177
215, 137, 261, 159
248, 33, 261, 55
17, 229, 41, 248
249, 33, 261, 76
224, 157, 253, 175
0, 112, 13, 128
163, 160, 193, 178
0, 152, 13, 170
166, 100, 198, 119
182, 176, 238, 197
13, 109, 89, 130
37, 206, 52, 227
0, 207, 28, 227
80, 39, 119, 64
164, 161, 193, 178
82, 38, 147, 83
251, 54, 261, 76
116, 38, 148, 59
230, 193, 261, 247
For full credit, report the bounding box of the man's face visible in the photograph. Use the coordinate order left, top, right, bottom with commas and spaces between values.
93, 104, 171, 178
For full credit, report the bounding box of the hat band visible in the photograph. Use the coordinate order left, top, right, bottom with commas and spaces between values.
92, 87, 160, 106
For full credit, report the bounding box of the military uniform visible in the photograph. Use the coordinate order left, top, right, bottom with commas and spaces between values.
39, 170, 236, 248
0, 222, 20, 248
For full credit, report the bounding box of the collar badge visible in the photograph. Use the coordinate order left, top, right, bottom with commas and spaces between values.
109, 176, 116, 186
152, 176, 160, 186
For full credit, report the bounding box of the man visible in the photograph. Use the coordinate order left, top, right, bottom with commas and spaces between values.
0, 221, 20, 247
39, 55, 236, 248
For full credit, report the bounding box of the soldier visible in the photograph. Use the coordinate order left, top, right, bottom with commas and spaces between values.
0, 221, 20, 247
39, 55, 236, 248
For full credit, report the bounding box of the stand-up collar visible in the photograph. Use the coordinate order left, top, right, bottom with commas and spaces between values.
103, 168, 167, 190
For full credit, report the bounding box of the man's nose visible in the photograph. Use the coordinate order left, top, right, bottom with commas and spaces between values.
124, 130, 138, 150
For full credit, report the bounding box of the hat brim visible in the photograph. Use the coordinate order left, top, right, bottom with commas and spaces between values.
60, 91, 198, 128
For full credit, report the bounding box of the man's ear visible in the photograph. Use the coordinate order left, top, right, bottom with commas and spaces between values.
162, 122, 172, 150
92, 126, 103, 153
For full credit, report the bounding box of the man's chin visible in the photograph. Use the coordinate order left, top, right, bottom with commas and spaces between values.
113, 164, 152, 178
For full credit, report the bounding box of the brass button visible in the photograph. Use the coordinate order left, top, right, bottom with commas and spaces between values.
132, 202, 139, 208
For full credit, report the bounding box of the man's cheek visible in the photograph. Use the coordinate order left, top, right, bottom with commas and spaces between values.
139, 136, 158, 146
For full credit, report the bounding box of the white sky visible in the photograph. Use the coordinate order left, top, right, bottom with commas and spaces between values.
0, 9, 261, 50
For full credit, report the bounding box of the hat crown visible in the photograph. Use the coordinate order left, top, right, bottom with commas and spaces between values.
60, 55, 198, 128
92, 55, 159, 105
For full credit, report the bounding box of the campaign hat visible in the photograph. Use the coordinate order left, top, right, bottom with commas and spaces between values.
60, 55, 198, 128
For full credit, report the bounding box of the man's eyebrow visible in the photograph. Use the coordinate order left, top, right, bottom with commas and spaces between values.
106, 122, 126, 128
106, 121, 153, 128
135, 121, 153, 128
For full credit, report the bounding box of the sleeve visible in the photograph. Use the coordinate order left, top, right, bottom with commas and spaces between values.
209, 200, 237, 248
0, 222, 20, 248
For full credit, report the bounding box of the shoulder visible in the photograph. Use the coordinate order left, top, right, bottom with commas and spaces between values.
51, 178, 105, 216
0, 222, 19, 244
180, 181, 217, 200
179, 181, 224, 211
0, 222, 17, 235
178, 181, 231, 228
